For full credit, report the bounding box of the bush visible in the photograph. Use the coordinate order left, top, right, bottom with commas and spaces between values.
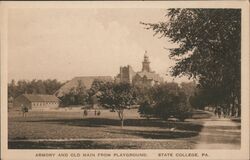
138, 100, 155, 119
138, 83, 193, 121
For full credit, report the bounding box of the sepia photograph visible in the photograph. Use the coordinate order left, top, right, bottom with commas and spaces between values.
1, 1, 249, 160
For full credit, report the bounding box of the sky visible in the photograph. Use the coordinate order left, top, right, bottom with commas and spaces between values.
8, 8, 191, 83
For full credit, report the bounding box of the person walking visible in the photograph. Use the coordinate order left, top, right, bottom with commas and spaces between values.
214, 107, 218, 117
21, 104, 28, 117
223, 107, 227, 118
217, 107, 222, 118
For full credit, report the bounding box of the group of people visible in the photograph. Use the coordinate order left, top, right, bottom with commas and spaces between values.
82, 109, 101, 118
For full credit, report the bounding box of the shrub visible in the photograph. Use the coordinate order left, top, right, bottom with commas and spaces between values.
138, 83, 193, 121
138, 100, 155, 119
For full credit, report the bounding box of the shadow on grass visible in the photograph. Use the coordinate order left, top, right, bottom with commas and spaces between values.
8, 140, 136, 149
204, 125, 241, 130
25, 118, 203, 132
191, 110, 213, 119
108, 129, 199, 139
231, 118, 241, 123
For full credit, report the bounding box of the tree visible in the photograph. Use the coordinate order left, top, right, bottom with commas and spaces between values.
138, 101, 155, 120
138, 83, 192, 121
189, 92, 207, 110
60, 80, 88, 106
89, 80, 105, 95
87, 79, 105, 106
142, 9, 241, 116
98, 82, 136, 128
59, 88, 75, 106
138, 88, 155, 120
8, 80, 17, 99
8, 79, 63, 99
153, 83, 191, 121
44, 79, 64, 95
75, 80, 88, 105
180, 81, 197, 97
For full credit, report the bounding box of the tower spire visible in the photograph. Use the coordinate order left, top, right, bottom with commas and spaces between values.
142, 51, 150, 72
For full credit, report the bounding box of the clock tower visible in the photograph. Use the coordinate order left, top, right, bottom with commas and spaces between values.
142, 51, 151, 72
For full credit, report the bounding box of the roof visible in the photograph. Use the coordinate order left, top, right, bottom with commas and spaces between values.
136, 71, 164, 82
22, 94, 60, 102
55, 76, 113, 97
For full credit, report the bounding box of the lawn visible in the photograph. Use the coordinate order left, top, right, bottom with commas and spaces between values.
8, 109, 211, 149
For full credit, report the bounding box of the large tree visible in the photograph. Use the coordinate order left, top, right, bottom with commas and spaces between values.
138, 82, 192, 121
142, 9, 241, 115
98, 82, 136, 128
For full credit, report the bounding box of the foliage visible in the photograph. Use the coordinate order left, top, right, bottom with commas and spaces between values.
98, 82, 136, 127
138, 83, 193, 121
88, 80, 105, 96
154, 83, 192, 121
189, 93, 205, 109
189, 88, 224, 109
138, 100, 155, 119
87, 79, 106, 105
98, 82, 136, 110
142, 9, 241, 114
60, 80, 89, 106
180, 81, 197, 97
8, 79, 63, 99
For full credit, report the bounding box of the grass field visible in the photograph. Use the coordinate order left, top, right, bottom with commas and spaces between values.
9, 108, 238, 149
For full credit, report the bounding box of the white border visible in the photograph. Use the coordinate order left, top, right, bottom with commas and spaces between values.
1, 1, 249, 160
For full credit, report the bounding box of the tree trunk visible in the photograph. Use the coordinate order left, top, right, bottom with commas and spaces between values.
117, 109, 124, 128
121, 119, 124, 128
237, 105, 241, 117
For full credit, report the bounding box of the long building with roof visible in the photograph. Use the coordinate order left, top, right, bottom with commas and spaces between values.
55, 53, 162, 99
54, 76, 113, 97
13, 94, 61, 110
115, 52, 164, 87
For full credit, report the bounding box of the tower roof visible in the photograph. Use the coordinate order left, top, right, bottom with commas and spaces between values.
143, 51, 150, 63
144, 50, 149, 58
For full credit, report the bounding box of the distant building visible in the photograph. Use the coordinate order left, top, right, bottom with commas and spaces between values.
55, 53, 162, 98
55, 76, 113, 97
13, 94, 60, 110
115, 65, 136, 84
115, 52, 164, 87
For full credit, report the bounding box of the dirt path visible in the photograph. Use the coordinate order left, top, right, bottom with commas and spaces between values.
195, 116, 241, 149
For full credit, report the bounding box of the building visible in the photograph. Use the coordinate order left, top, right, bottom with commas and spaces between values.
115, 52, 164, 87
115, 65, 136, 84
55, 53, 162, 98
55, 76, 113, 97
13, 94, 60, 111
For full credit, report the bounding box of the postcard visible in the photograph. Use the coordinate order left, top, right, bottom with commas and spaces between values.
1, 1, 249, 160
